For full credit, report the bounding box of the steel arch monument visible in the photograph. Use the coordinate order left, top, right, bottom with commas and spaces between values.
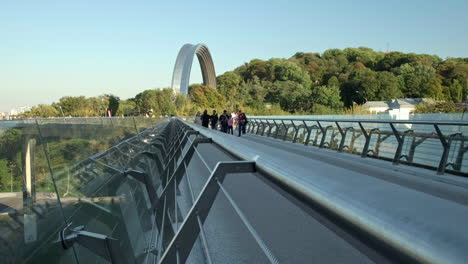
171, 43, 217, 95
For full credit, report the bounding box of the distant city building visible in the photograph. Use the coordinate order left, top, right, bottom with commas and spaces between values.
9, 109, 18, 116
7, 106, 31, 117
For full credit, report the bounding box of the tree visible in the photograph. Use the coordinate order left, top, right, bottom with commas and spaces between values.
216, 71, 243, 107
27, 104, 59, 117
107, 94, 120, 117
393, 62, 441, 98
236, 59, 269, 81
290, 52, 324, 85
266, 58, 312, 88
376, 52, 412, 71
438, 59, 468, 100
154, 89, 176, 116
376, 71, 403, 100
116, 99, 137, 116
327, 76, 340, 87
343, 47, 383, 68
87, 95, 109, 116
343, 68, 379, 105
0, 129, 22, 160
174, 93, 196, 116
217, 71, 242, 95
415, 101, 460, 113
271, 80, 311, 112
134, 89, 176, 116
450, 79, 464, 102
54, 96, 95, 117
239, 76, 271, 108
311, 84, 343, 109
188, 85, 225, 110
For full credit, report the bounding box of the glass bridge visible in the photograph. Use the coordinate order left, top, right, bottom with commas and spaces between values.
1, 116, 468, 263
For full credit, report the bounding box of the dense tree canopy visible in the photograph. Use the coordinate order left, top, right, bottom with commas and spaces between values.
134, 88, 176, 116
216, 48, 467, 111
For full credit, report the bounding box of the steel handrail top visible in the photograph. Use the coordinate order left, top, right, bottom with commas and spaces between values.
0, 116, 164, 124
250, 117, 468, 126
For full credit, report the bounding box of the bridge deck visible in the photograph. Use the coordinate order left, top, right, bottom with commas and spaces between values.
180, 140, 380, 263
242, 133, 468, 205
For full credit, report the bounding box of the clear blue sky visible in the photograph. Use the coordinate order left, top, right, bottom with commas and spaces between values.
1, 0, 467, 112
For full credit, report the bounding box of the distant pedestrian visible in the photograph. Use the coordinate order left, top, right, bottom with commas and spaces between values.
227, 115, 234, 135
237, 110, 246, 137
219, 110, 229, 133
210, 110, 218, 130
232, 112, 238, 130
241, 111, 248, 134
194, 111, 202, 125
201, 110, 210, 128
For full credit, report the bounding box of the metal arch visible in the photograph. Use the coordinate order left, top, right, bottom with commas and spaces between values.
171, 43, 217, 95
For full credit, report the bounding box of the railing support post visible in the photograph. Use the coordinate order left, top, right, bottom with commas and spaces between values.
262, 120, 270, 136
435, 125, 449, 175
281, 120, 289, 141
336, 122, 353, 152
317, 121, 331, 148
435, 125, 462, 175
454, 141, 468, 171
292, 121, 299, 143
303, 121, 312, 146
159, 162, 256, 264
273, 120, 280, 139
390, 124, 413, 165
359, 122, 379, 158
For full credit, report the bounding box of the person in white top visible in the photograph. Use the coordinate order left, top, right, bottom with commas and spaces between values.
231, 112, 238, 130
194, 111, 202, 125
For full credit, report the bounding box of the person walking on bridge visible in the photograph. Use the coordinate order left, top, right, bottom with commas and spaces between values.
194, 111, 202, 125
219, 110, 229, 133
241, 111, 248, 134
227, 115, 234, 135
237, 110, 246, 137
210, 110, 219, 130
201, 110, 210, 128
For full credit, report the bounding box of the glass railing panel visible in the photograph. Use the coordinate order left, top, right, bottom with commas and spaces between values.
16, 117, 163, 263
65, 118, 158, 263
0, 120, 76, 263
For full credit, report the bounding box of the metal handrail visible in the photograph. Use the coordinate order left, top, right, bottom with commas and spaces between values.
247, 117, 468, 175
250, 117, 468, 126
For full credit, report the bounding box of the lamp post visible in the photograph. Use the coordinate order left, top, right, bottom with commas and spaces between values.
58, 106, 65, 121
8, 162, 15, 192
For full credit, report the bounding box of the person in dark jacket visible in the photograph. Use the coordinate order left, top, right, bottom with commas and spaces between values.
210, 110, 218, 130
241, 112, 248, 134
219, 110, 229, 133
201, 110, 210, 128
237, 110, 245, 137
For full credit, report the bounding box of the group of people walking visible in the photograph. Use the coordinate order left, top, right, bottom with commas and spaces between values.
194, 109, 248, 137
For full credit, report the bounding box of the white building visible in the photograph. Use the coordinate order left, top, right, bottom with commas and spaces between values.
361, 101, 389, 114
362, 98, 434, 119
